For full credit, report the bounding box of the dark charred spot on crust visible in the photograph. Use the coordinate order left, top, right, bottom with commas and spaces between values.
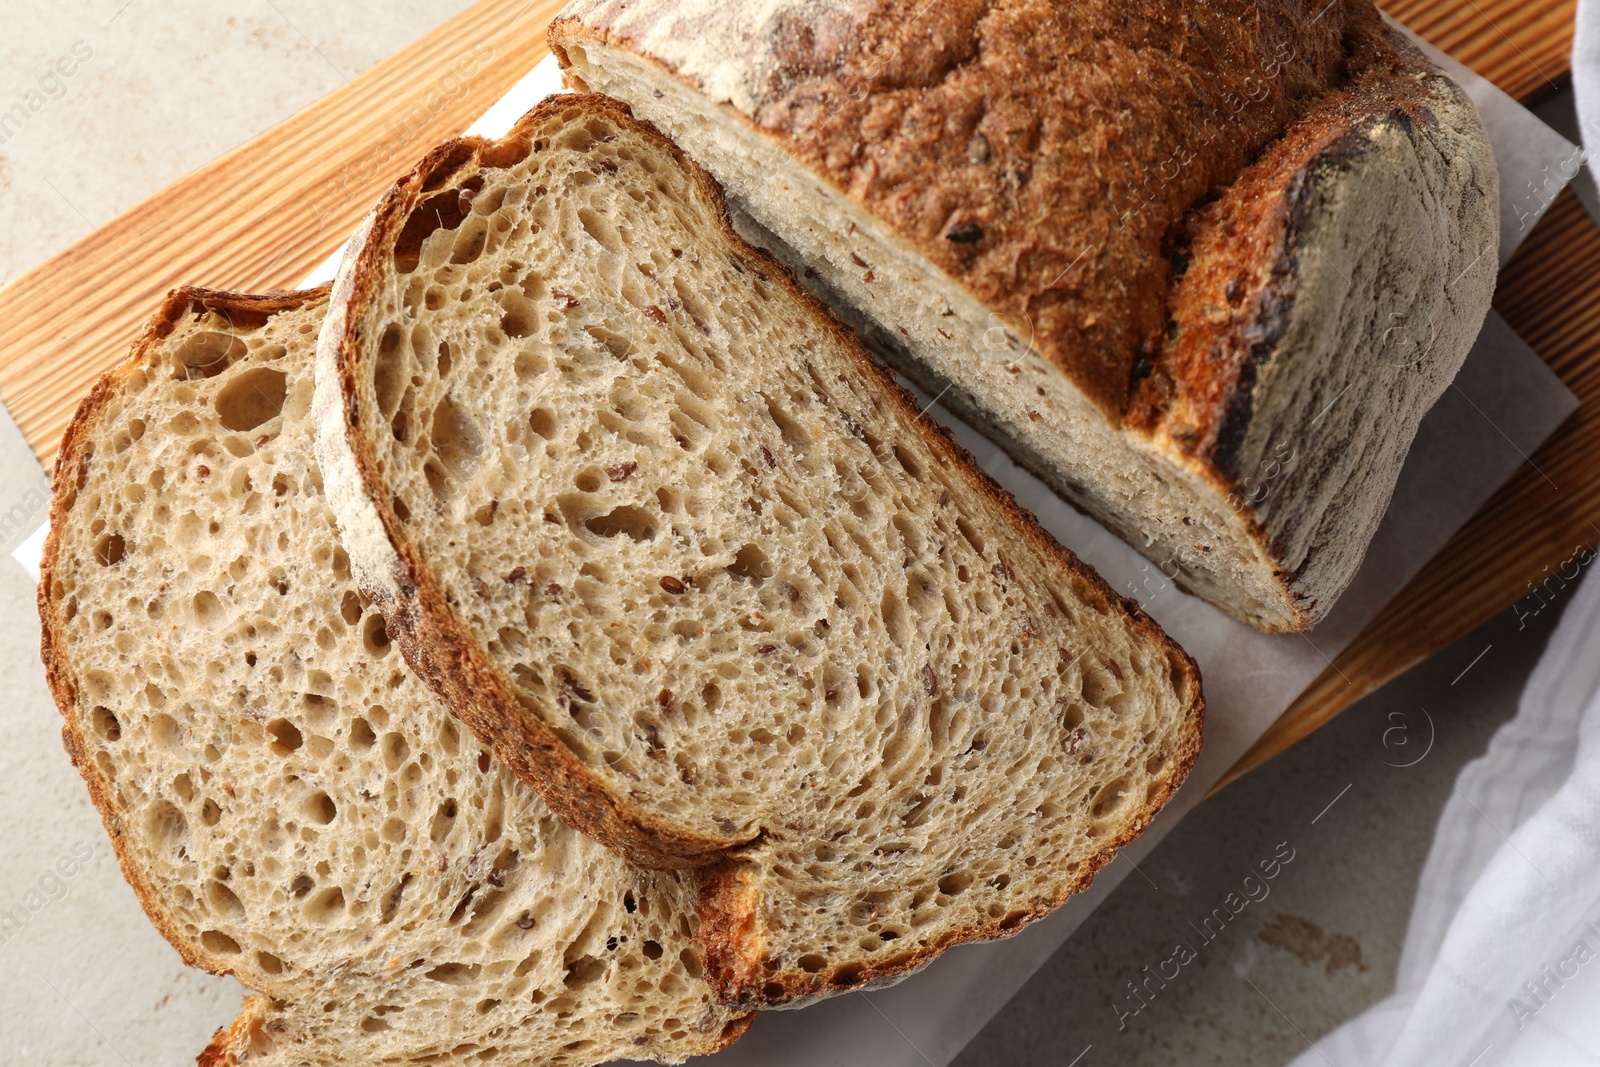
945, 220, 983, 244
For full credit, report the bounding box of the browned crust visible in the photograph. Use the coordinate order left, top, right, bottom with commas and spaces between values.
1134, 21, 1446, 467
328, 93, 1201, 880
37, 284, 331, 994
710, 1009, 759, 1052
1128, 23, 1459, 627
195, 996, 271, 1067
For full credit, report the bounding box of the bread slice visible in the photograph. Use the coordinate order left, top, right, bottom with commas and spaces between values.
38, 286, 750, 1065
314, 94, 1203, 1005
549, 1, 1500, 632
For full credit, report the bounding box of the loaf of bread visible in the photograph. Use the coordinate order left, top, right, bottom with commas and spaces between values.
549, 0, 1500, 631
314, 94, 1203, 1006
38, 286, 749, 1065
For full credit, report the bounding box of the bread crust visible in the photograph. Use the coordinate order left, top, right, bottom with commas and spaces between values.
39, 285, 333, 993
195, 996, 271, 1067
317, 92, 1204, 999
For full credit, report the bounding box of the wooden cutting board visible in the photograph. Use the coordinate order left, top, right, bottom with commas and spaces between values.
0, 0, 1593, 794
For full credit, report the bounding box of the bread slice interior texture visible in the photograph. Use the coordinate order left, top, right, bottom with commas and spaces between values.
551, 8, 1499, 632
38, 286, 749, 1065
315, 94, 1203, 1005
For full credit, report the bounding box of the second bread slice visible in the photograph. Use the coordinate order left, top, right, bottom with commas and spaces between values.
315, 94, 1204, 1004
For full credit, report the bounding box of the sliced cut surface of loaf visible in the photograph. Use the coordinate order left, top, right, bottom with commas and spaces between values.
38, 286, 750, 1065
315, 94, 1203, 1005
550, 1, 1499, 631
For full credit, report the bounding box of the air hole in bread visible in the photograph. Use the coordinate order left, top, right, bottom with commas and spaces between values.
383, 732, 410, 772
426, 341, 452, 381
192, 591, 223, 627
584, 323, 634, 360
500, 297, 535, 340
578, 207, 625, 255
200, 930, 242, 955
528, 408, 556, 439
727, 543, 772, 582
146, 799, 189, 860
1079, 664, 1120, 708
267, 718, 303, 756
215, 367, 287, 432
564, 954, 607, 989
585, 505, 657, 542
937, 871, 974, 897
346, 717, 377, 751
430, 395, 484, 482
94, 533, 126, 566
175, 331, 246, 379
305, 791, 337, 825
1061, 702, 1086, 732
306, 886, 345, 923
90, 705, 121, 741
452, 217, 489, 264
339, 590, 363, 626
362, 614, 392, 657
394, 180, 484, 273
880, 590, 908, 647
513, 348, 547, 379
206, 878, 245, 919
431, 798, 459, 843
424, 459, 451, 499
1090, 777, 1132, 819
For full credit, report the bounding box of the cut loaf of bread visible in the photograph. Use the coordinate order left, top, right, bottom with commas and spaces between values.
38, 286, 750, 1065
550, 0, 1500, 631
315, 94, 1203, 1005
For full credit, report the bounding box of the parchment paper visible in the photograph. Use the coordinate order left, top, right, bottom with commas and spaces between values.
2, 25, 1582, 1067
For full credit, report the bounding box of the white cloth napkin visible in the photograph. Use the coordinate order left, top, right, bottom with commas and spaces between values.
1576, 0, 1600, 208
1288, 565, 1600, 1067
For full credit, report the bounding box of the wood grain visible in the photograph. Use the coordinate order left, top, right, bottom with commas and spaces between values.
0, 0, 565, 471
0, 0, 1591, 797
1212, 191, 1600, 795
1382, 0, 1577, 100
